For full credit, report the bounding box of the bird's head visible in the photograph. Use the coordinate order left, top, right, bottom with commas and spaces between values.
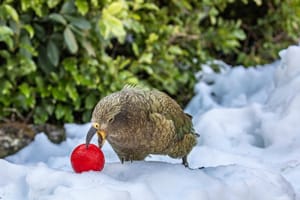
85, 96, 122, 148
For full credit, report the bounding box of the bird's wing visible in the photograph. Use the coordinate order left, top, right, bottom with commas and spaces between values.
147, 89, 195, 141
149, 112, 175, 130
149, 112, 176, 138
171, 112, 195, 141
149, 111, 194, 142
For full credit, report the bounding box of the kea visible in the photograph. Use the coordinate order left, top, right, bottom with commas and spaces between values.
85, 87, 198, 167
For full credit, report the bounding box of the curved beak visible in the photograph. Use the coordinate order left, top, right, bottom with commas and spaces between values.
85, 126, 97, 148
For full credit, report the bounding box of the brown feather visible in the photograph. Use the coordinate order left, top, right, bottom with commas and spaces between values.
90, 87, 198, 164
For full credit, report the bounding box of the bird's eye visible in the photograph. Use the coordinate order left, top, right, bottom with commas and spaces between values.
108, 117, 114, 123
94, 123, 99, 128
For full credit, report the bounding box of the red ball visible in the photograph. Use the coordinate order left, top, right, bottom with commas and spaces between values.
70, 144, 105, 173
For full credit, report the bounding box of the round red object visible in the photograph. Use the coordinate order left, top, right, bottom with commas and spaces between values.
70, 144, 105, 173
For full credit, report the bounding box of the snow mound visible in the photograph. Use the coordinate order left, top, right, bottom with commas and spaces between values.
0, 159, 294, 200
2, 45, 300, 199
186, 45, 300, 198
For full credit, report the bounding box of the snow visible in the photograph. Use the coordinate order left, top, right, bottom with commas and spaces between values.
2, 45, 300, 200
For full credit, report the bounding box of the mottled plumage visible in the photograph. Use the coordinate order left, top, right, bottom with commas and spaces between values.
85, 87, 198, 166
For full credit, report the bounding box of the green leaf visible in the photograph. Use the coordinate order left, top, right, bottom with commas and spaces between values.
132, 43, 139, 56
254, 0, 262, 6
0, 26, 14, 35
55, 104, 74, 122
50, 72, 59, 82
140, 3, 159, 11
85, 94, 97, 109
62, 57, 77, 72
139, 53, 153, 64
45, 104, 54, 115
102, 11, 126, 42
69, 24, 85, 37
33, 23, 46, 42
48, 13, 67, 25
55, 104, 65, 119
146, 33, 159, 44
47, 40, 60, 66
0, 80, 13, 95
106, 2, 124, 16
108, 16, 125, 36
47, 0, 61, 8
81, 39, 96, 56
23, 25, 34, 38
37, 46, 55, 74
98, 20, 110, 39
91, 0, 99, 7
75, 0, 89, 15
169, 46, 183, 55
51, 86, 66, 101
82, 110, 92, 122
233, 29, 246, 40
64, 106, 74, 122
64, 26, 78, 54
34, 106, 49, 124
19, 58, 37, 75
19, 34, 37, 58
25, 94, 36, 109
4, 5, 19, 22
66, 85, 78, 101
144, 65, 154, 75
119, 58, 131, 70
126, 76, 139, 85
60, 1, 76, 14
19, 83, 31, 98
35, 76, 44, 89
65, 15, 91, 30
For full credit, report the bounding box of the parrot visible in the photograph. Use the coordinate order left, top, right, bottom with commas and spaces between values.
85, 86, 198, 167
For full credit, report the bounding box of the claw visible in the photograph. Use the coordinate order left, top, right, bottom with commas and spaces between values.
187, 166, 205, 170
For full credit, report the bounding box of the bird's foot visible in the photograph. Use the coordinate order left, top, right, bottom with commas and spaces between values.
182, 156, 205, 170
187, 166, 205, 170
120, 155, 134, 164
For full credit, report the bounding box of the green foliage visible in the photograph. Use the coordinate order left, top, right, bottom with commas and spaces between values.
0, 0, 299, 124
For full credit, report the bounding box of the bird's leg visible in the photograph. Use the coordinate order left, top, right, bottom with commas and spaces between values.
120, 155, 131, 164
182, 155, 189, 168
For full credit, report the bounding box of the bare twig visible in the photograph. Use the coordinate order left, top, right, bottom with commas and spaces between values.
3, 108, 25, 121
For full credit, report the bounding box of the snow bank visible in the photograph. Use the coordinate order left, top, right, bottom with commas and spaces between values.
2, 45, 300, 200
186, 45, 300, 198
0, 159, 294, 200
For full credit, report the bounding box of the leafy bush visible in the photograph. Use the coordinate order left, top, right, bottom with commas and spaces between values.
0, 0, 299, 124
